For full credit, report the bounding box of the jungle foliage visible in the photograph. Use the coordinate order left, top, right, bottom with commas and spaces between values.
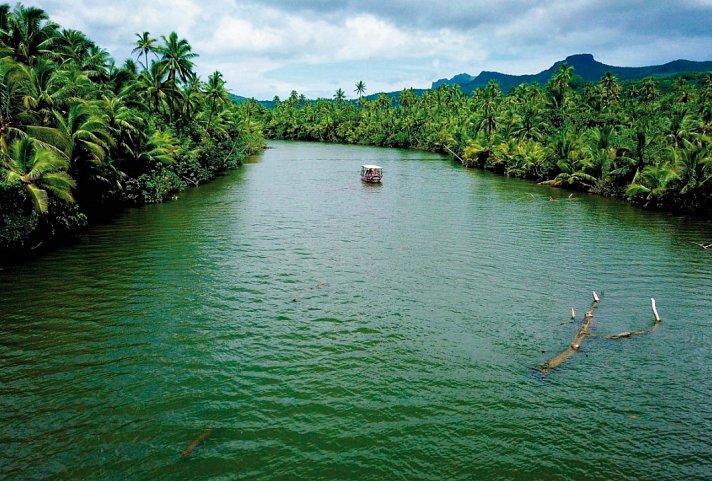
0, 3, 265, 256
263, 70, 711, 215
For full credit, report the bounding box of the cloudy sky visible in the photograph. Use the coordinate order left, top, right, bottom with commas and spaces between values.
23, 0, 712, 99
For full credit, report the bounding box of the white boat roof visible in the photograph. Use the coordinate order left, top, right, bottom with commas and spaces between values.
361, 165, 382, 169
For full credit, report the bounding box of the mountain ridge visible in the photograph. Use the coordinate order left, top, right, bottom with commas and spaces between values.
432, 54, 712, 93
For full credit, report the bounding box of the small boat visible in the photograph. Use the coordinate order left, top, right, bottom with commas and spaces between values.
360, 165, 382, 183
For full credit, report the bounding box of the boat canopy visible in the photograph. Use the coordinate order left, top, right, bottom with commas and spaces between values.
361, 165, 382, 169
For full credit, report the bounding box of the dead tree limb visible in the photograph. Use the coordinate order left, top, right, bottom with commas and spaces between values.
539, 293, 600, 373
181, 175, 199, 186
181, 428, 213, 459
605, 298, 662, 339
444, 145, 465, 164
538, 295, 662, 373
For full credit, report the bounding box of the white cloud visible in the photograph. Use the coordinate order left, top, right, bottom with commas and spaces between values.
18, 0, 712, 99
334, 15, 409, 61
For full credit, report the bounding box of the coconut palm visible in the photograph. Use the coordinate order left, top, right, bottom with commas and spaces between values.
599, 72, 620, 106
156, 32, 197, 87
497, 137, 547, 179
204, 70, 228, 130
132, 129, 178, 166
179, 72, 203, 118
639, 78, 659, 104
0, 58, 26, 147
1, 137, 75, 213
511, 98, 547, 141
53, 103, 113, 165
547, 63, 574, 122
97, 95, 143, 155
333, 88, 346, 103
27, 102, 113, 171
673, 136, 711, 195
134, 60, 177, 114
2, 4, 61, 65
354, 80, 366, 98
626, 164, 679, 206
79, 45, 111, 82
57, 29, 93, 66
16, 58, 65, 126
132, 32, 157, 72
477, 96, 499, 136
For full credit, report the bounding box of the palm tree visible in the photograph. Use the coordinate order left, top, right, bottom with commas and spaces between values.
204, 70, 228, 130
53, 103, 113, 165
28, 103, 113, 172
511, 98, 547, 141
132, 129, 178, 167
626, 164, 679, 206
477, 96, 499, 136
134, 60, 177, 114
98, 94, 143, 157
2, 4, 61, 65
354, 80, 366, 98
333, 88, 346, 102
1, 137, 75, 213
16, 58, 64, 126
157, 32, 197, 87
673, 136, 711, 195
57, 29, 93, 65
639, 78, 659, 104
180, 72, 203, 118
0, 62, 25, 150
600, 72, 620, 106
547, 63, 574, 123
80, 45, 111, 82
132, 32, 157, 72
39, 102, 117, 198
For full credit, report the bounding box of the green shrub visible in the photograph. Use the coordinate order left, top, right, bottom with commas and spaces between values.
123, 169, 184, 205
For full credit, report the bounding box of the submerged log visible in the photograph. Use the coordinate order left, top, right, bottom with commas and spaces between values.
539, 294, 662, 373
605, 298, 662, 339
539, 298, 600, 373
181, 428, 213, 459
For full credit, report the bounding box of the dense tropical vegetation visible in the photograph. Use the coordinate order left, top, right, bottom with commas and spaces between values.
263, 68, 711, 215
0, 3, 264, 257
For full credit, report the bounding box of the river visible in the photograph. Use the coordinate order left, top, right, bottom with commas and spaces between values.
1, 141, 710, 480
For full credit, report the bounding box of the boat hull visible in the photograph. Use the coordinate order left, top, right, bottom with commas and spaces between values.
361, 176, 382, 183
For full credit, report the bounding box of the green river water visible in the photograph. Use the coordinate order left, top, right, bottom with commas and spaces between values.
1, 141, 711, 480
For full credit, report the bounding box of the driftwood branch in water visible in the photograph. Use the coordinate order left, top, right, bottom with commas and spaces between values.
605, 298, 662, 339
651, 298, 660, 322
538, 294, 662, 374
181, 175, 199, 186
181, 428, 213, 458
539, 294, 600, 373
444, 145, 465, 164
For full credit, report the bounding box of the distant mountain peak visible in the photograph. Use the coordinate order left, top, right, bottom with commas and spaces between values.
432, 54, 712, 93
565, 53, 595, 62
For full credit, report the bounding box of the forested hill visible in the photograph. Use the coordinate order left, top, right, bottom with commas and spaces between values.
433, 54, 712, 93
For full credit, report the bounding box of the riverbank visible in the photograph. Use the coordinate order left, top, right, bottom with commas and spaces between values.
261, 70, 712, 217
0, 4, 265, 263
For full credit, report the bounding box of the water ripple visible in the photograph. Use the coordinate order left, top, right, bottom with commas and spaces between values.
1, 141, 711, 481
